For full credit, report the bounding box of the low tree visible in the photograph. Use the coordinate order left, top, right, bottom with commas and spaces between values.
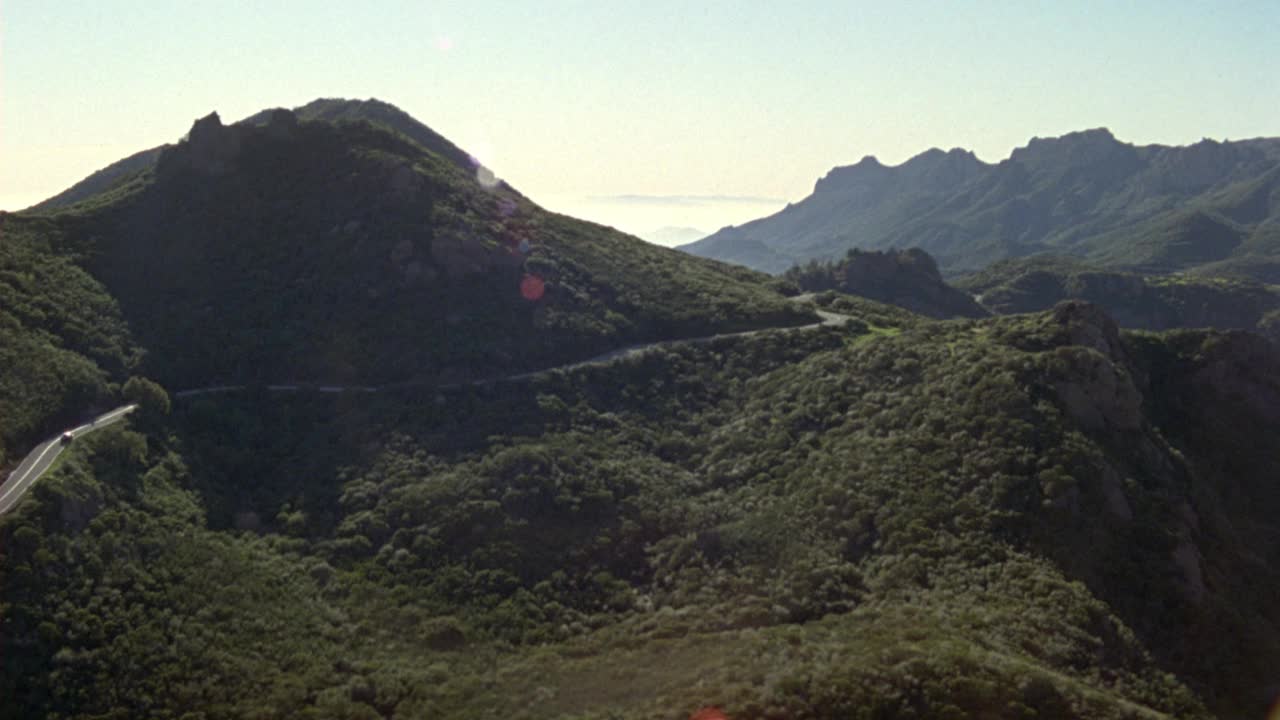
122, 376, 171, 417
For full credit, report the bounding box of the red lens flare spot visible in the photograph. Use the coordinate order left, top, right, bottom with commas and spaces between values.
690, 707, 729, 720
520, 274, 546, 301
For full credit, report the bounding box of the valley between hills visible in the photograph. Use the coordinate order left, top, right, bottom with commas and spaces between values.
2, 99, 1279, 720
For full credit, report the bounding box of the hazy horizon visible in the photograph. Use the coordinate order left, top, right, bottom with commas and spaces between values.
3, 1, 1277, 236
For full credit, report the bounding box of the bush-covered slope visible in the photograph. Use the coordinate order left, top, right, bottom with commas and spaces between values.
4, 301, 1277, 718
0, 214, 139, 467
33, 105, 809, 388
958, 255, 1280, 332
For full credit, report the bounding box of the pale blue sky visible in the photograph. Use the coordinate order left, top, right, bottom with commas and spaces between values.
2, 1, 1277, 241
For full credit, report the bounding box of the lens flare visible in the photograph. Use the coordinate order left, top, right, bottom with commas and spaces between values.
475, 164, 499, 189
520, 274, 545, 301
690, 708, 729, 720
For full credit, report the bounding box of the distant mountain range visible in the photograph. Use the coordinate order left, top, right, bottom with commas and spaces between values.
640, 226, 707, 246
681, 129, 1280, 278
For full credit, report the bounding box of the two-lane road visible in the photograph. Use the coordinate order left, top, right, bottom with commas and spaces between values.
0, 404, 137, 516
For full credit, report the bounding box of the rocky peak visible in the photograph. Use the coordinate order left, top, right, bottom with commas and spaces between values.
814, 155, 889, 193
1041, 302, 1144, 433
898, 147, 987, 190
179, 111, 242, 175
1011, 127, 1135, 170
822, 247, 987, 319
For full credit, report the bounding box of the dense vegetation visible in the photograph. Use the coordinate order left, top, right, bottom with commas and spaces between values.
4, 295, 1278, 718
0, 214, 139, 466
784, 248, 987, 319
36, 104, 810, 389
957, 255, 1280, 333
683, 130, 1280, 277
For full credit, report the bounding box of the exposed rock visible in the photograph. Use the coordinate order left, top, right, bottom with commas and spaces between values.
186, 112, 242, 174
1190, 330, 1280, 425
1051, 348, 1143, 432
1050, 301, 1126, 361
1012, 128, 1137, 171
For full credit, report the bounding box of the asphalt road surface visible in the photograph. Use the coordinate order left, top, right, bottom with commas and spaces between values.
0, 404, 137, 516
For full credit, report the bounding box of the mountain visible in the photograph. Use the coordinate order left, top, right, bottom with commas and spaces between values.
681, 130, 1280, 276
784, 247, 988, 319
29, 98, 481, 214
640, 226, 707, 247
27, 101, 811, 389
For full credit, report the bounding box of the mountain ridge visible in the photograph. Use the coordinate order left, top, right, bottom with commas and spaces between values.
681, 129, 1280, 276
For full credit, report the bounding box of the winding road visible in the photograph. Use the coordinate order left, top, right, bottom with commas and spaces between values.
1, 298, 852, 517
173, 302, 851, 397
0, 405, 137, 516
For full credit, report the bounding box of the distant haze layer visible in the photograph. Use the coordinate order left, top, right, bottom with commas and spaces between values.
533, 192, 784, 244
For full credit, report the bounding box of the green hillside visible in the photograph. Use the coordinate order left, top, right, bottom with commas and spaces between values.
34, 103, 810, 388
5, 300, 1279, 718
958, 255, 1280, 332
0, 214, 140, 466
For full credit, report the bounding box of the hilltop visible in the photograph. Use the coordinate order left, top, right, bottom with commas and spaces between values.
682, 130, 1280, 277
28, 100, 811, 388
785, 247, 988, 319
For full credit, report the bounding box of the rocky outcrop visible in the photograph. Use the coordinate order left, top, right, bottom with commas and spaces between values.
1050, 348, 1143, 432
1049, 300, 1128, 361
788, 248, 988, 319
186, 112, 242, 174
